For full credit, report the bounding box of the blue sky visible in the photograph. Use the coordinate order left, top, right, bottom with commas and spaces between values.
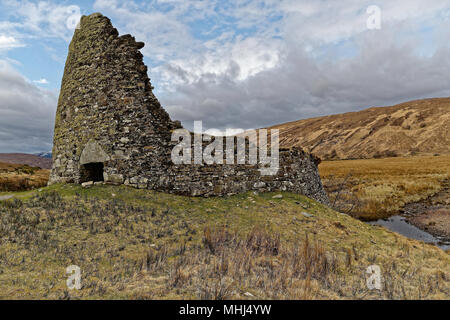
1, 0, 450, 153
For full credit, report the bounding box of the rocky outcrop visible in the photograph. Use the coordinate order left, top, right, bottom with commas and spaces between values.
49, 13, 329, 205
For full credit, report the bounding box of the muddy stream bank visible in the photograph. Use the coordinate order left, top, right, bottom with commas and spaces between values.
369, 182, 450, 250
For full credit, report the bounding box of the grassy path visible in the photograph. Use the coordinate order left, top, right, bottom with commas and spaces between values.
0, 190, 37, 201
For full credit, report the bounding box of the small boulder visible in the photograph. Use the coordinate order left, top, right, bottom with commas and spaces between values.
81, 181, 94, 188
272, 194, 283, 199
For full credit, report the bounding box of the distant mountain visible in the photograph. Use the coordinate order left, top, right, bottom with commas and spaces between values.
0, 154, 52, 169
34, 152, 52, 159
268, 98, 450, 160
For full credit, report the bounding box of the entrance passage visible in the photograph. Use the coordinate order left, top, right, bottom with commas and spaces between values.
81, 162, 104, 182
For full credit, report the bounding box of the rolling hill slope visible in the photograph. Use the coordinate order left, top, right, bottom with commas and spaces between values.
269, 98, 450, 160
0, 153, 52, 169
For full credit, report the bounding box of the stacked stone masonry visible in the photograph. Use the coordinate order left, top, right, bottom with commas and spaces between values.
49, 13, 329, 205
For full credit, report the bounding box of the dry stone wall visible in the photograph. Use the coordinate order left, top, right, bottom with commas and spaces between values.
49, 13, 329, 205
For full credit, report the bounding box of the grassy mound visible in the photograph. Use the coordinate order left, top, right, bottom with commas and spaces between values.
0, 184, 448, 299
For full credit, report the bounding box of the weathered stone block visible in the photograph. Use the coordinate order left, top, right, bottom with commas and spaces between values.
82, 181, 94, 188
80, 141, 110, 165
105, 173, 124, 185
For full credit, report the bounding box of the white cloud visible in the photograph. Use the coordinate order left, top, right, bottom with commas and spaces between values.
0, 35, 24, 50
86, 0, 450, 133
2, 0, 82, 41
33, 78, 48, 84
204, 128, 245, 136
158, 36, 281, 90
280, 0, 450, 44
1, 0, 450, 149
93, 0, 200, 63
0, 60, 57, 152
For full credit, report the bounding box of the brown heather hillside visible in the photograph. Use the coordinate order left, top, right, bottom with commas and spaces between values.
269, 98, 450, 160
0, 154, 52, 169
0, 162, 49, 191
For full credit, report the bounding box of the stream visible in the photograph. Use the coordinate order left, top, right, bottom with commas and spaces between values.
369, 216, 450, 251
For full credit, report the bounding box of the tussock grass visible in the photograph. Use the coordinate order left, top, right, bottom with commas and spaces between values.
319, 155, 450, 220
0, 184, 448, 299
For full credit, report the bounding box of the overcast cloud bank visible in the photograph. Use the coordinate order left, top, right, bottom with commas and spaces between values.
0, 0, 450, 152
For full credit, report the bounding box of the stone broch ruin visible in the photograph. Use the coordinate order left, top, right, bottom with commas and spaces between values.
49, 13, 329, 204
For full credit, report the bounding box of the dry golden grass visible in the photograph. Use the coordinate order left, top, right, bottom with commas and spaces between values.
319, 155, 450, 220
0, 184, 448, 300
0, 162, 49, 192
270, 97, 450, 160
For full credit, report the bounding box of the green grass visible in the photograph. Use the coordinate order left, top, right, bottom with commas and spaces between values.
0, 184, 448, 300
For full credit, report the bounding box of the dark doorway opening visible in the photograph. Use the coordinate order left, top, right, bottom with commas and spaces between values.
81, 162, 104, 182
